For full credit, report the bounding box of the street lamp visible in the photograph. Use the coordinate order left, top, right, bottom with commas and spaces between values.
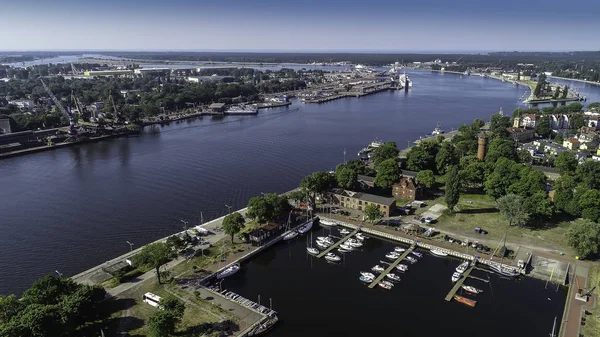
225, 204, 232, 214
126, 241, 134, 252
181, 219, 189, 231
55, 270, 63, 278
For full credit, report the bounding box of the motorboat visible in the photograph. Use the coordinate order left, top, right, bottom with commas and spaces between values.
297, 221, 313, 234
346, 240, 363, 248
317, 236, 334, 245
451, 272, 462, 282
394, 247, 406, 253
385, 252, 400, 260
283, 231, 298, 240
360, 275, 374, 283
339, 243, 353, 251
338, 247, 351, 254
489, 263, 520, 277
316, 240, 331, 249
411, 252, 423, 258
456, 261, 470, 274
378, 281, 394, 290
325, 253, 341, 262
306, 247, 319, 255
461, 285, 483, 294
372, 265, 385, 273
430, 122, 445, 136
361, 271, 375, 279
405, 256, 417, 264
355, 233, 368, 241
319, 219, 337, 227
216, 263, 240, 279
395, 264, 408, 272
386, 273, 401, 282
454, 295, 476, 307
367, 138, 384, 150
430, 249, 448, 257
340, 228, 351, 235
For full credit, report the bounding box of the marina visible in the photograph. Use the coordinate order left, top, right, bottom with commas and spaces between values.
445, 264, 476, 301
315, 228, 359, 258
367, 245, 415, 289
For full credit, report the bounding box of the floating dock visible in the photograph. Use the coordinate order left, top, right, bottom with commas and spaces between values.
316, 229, 359, 258
444, 264, 475, 301
368, 245, 415, 289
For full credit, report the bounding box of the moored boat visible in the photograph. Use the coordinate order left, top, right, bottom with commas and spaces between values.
378, 280, 394, 290
297, 221, 313, 234
396, 264, 408, 272
360, 271, 375, 279
319, 219, 337, 227
451, 272, 461, 282
454, 295, 477, 307
360, 275, 374, 283
316, 240, 331, 249
405, 256, 417, 263
339, 243, 353, 251
456, 261, 470, 274
489, 263, 520, 277
306, 247, 319, 255
461, 285, 483, 294
430, 249, 448, 257
372, 265, 385, 273
339, 228, 351, 235
386, 273, 401, 282
216, 263, 240, 279
346, 240, 363, 248
385, 252, 400, 260
317, 236, 334, 244
411, 251, 423, 258
325, 253, 341, 262
355, 232, 368, 241
394, 247, 406, 253
283, 231, 298, 240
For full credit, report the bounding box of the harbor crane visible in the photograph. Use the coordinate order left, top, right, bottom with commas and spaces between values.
40, 79, 77, 136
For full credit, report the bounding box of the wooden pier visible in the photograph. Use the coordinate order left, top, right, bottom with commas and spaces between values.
316, 229, 359, 258
444, 264, 475, 301
368, 245, 415, 289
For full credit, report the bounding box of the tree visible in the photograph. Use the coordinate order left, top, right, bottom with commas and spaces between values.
160, 296, 185, 319
444, 165, 460, 212
485, 158, 522, 199
246, 196, 272, 223
561, 85, 569, 99
485, 137, 517, 164
435, 142, 458, 174
567, 102, 583, 112
147, 310, 179, 337
0, 295, 22, 324
542, 106, 556, 114
524, 191, 554, 221
459, 156, 485, 190
576, 161, 600, 189
496, 194, 530, 227
555, 151, 578, 175
554, 133, 564, 144
288, 189, 308, 204
416, 170, 435, 188
166, 235, 186, 252
588, 102, 600, 110
535, 116, 552, 138
374, 158, 401, 189
553, 174, 579, 215
364, 204, 383, 223
508, 167, 547, 198
133, 242, 172, 284
517, 149, 532, 164
578, 189, 600, 223
371, 141, 399, 167
569, 114, 587, 130
222, 212, 245, 243
490, 113, 511, 136
566, 219, 600, 258
406, 146, 434, 171
22, 275, 77, 306
336, 166, 358, 189
300, 171, 335, 206
264, 193, 291, 219
553, 86, 560, 99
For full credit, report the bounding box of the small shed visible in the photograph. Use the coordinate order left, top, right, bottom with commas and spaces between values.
209, 103, 226, 112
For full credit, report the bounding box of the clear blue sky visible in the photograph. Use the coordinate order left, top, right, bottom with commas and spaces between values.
1, 0, 598, 52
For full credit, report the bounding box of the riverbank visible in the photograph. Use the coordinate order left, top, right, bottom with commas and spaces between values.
548, 75, 600, 87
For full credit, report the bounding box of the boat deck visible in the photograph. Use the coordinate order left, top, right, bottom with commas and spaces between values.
368, 245, 415, 289
444, 264, 476, 301
316, 228, 359, 258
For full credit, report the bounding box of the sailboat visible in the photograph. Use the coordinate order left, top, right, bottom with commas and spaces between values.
549, 316, 557, 337
488, 232, 519, 277
306, 231, 319, 255
283, 212, 298, 240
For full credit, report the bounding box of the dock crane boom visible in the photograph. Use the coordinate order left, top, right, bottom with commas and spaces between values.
40, 79, 77, 135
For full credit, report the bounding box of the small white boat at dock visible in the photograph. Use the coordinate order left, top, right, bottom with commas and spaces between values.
461, 285, 483, 294
340, 228, 351, 235
283, 231, 298, 240
325, 253, 341, 262
372, 265, 385, 273
451, 272, 462, 282
396, 264, 408, 272
306, 247, 319, 255
217, 263, 241, 279
430, 249, 448, 257
394, 247, 406, 253
385, 252, 400, 260
456, 261, 470, 274
386, 273, 401, 282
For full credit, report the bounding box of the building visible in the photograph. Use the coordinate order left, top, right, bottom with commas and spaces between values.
248, 221, 285, 245
580, 141, 599, 152
549, 114, 569, 130
83, 70, 132, 77
477, 132, 488, 161
208, 103, 226, 112
329, 188, 396, 217
578, 127, 598, 142
357, 175, 375, 188
186, 75, 225, 83
0, 118, 12, 134
521, 114, 538, 128
8, 99, 35, 109
392, 177, 422, 201
563, 138, 580, 150
533, 140, 567, 156
120, 90, 141, 97
507, 127, 535, 142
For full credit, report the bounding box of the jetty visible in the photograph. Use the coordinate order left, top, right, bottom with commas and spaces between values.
316, 229, 359, 258
368, 245, 415, 289
444, 264, 475, 301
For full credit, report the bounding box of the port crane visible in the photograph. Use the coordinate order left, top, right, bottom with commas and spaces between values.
40, 79, 77, 136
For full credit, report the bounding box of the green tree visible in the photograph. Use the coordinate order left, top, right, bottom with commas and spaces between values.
246, 196, 272, 223
222, 212, 245, 243
444, 165, 460, 212
364, 204, 383, 223
490, 113, 511, 137
553, 86, 560, 99
22, 275, 77, 306
371, 141, 399, 167
160, 296, 185, 318
0, 295, 23, 324
300, 171, 335, 206
542, 106, 556, 114
374, 158, 401, 188
416, 170, 435, 188
524, 191, 554, 221
485, 158, 522, 199
336, 166, 358, 189
554, 174, 579, 215
566, 219, 600, 258
535, 116, 552, 138
508, 167, 547, 198
576, 161, 600, 189
133, 242, 172, 284
485, 137, 517, 164
459, 156, 486, 190
166, 235, 186, 252
588, 102, 600, 110
517, 149, 532, 164
555, 151, 578, 175
561, 85, 569, 99
554, 133, 564, 144
264, 193, 291, 219
578, 189, 600, 223
567, 102, 583, 112
496, 194, 530, 227
288, 189, 308, 204
147, 310, 179, 337
406, 146, 434, 171
435, 142, 458, 174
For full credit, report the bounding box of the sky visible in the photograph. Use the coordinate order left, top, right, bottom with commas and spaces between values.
1, 0, 599, 52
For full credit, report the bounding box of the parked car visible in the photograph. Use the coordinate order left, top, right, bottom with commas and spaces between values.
424, 217, 434, 224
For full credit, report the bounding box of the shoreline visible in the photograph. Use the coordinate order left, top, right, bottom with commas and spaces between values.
548, 75, 600, 86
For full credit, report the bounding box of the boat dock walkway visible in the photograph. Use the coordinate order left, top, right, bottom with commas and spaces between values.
444, 264, 476, 301
316, 229, 359, 258
368, 245, 415, 289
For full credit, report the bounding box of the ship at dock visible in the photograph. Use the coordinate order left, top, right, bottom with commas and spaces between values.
225, 104, 259, 115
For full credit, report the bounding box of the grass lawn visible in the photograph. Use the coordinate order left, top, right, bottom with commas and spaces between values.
581, 265, 600, 337
429, 193, 573, 254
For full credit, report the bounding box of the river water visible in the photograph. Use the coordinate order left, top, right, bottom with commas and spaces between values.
224, 227, 566, 337
1, 71, 594, 296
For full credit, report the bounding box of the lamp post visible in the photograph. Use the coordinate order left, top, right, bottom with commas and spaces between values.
180, 219, 189, 231
225, 204, 232, 215
55, 270, 63, 278
126, 241, 134, 252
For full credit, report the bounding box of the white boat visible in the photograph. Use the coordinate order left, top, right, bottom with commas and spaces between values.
339, 243, 353, 251
396, 264, 408, 272
385, 252, 400, 260
451, 272, 462, 282
306, 247, 319, 255
355, 233, 368, 241
346, 240, 363, 248
372, 265, 385, 273
338, 247, 351, 253
317, 236, 334, 245
394, 247, 406, 253
340, 228, 351, 235
225, 104, 258, 115
411, 252, 423, 258
461, 285, 483, 294
361, 271, 375, 279
325, 253, 341, 262
405, 256, 417, 263
431, 122, 445, 136
360, 275, 374, 283
456, 261, 470, 274
283, 231, 298, 240
297, 221, 313, 234
386, 273, 401, 282
489, 263, 520, 277
319, 219, 337, 227
316, 240, 331, 249
399, 73, 413, 88
216, 263, 240, 279
430, 249, 448, 257
378, 280, 394, 290
367, 138, 384, 150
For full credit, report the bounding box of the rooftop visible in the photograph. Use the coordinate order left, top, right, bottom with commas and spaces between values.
330, 188, 395, 206
209, 103, 226, 108
357, 174, 375, 183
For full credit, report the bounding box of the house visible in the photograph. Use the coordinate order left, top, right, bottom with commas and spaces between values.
208, 103, 226, 112
586, 115, 599, 129
563, 138, 580, 150
520, 114, 538, 128
0, 118, 12, 134
357, 175, 375, 188
575, 152, 588, 164
580, 141, 599, 152
533, 140, 567, 155
392, 177, 422, 201
329, 188, 396, 217
248, 221, 285, 245
8, 99, 35, 110
577, 127, 598, 142
507, 127, 535, 142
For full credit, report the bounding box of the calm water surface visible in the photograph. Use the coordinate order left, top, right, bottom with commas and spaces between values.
1, 71, 587, 296
224, 228, 566, 337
